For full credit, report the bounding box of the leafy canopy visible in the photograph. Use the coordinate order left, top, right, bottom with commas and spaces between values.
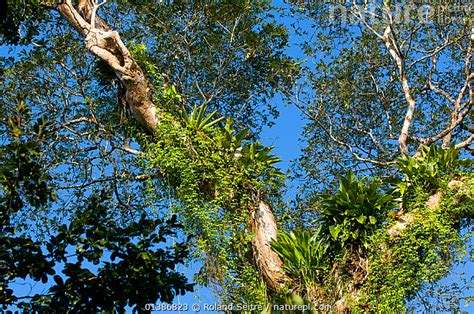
0, 103, 192, 312
273, 146, 473, 311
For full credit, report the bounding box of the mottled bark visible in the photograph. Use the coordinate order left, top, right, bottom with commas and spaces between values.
250, 196, 289, 291
54, 0, 157, 133
52, 0, 287, 291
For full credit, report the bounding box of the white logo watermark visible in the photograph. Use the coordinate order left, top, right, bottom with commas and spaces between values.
287, 1, 473, 26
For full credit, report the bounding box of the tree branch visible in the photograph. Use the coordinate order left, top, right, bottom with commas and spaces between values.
90, 0, 107, 30
51, 0, 289, 292
381, 25, 416, 156
455, 134, 473, 149
428, 55, 457, 106
54, 0, 158, 133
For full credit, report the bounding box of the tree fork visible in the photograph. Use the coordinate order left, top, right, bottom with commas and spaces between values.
55, 0, 157, 133
53, 0, 289, 291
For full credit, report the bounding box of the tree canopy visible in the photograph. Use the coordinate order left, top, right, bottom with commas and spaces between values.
1, 0, 472, 312
290, 1, 472, 193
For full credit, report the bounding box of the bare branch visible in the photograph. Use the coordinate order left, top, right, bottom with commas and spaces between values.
58, 116, 96, 129
321, 111, 392, 166
456, 46, 473, 107
90, 0, 107, 30
349, 2, 385, 39
428, 55, 456, 106
114, 145, 143, 156
381, 25, 416, 156
455, 134, 474, 149
406, 39, 452, 72
57, 173, 153, 190
421, 103, 472, 146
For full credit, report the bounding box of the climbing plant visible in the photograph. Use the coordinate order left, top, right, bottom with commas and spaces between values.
272, 145, 473, 312
0, 0, 472, 312
140, 104, 285, 304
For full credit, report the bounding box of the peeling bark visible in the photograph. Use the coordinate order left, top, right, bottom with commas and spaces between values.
52, 0, 288, 292
54, 0, 157, 133
250, 196, 289, 291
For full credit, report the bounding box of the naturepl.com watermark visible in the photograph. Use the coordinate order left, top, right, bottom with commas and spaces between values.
145, 302, 333, 312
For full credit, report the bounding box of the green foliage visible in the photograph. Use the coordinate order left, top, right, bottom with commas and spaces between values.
0, 105, 192, 312
271, 229, 326, 285
396, 145, 471, 195
0, 102, 55, 224
2, 0, 471, 311
271, 172, 399, 305
128, 41, 176, 103
0, 0, 48, 44
1, 2, 300, 304
44, 195, 190, 312
275, 153, 472, 311
293, 0, 472, 199
316, 173, 397, 252
240, 142, 282, 177
180, 104, 225, 132
143, 107, 284, 304
269, 291, 328, 314
116, 0, 300, 130
361, 177, 473, 312
1, 192, 192, 312
220, 119, 283, 180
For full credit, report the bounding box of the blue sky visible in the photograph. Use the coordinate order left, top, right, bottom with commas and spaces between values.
1, 1, 473, 312
0, 42, 304, 314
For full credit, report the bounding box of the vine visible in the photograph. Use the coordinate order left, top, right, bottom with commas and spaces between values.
137, 104, 284, 304
272, 145, 473, 312
361, 174, 473, 312
120, 42, 473, 311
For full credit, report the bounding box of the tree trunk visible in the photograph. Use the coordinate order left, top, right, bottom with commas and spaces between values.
53, 0, 288, 292
55, 0, 157, 133
250, 196, 289, 291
